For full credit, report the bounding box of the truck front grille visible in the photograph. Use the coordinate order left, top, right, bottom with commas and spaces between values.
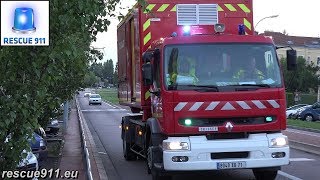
179, 117, 273, 127
211, 152, 249, 159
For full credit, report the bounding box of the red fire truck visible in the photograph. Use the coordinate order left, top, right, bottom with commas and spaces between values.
118, 0, 296, 179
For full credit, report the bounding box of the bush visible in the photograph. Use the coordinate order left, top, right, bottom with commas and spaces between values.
286, 92, 317, 107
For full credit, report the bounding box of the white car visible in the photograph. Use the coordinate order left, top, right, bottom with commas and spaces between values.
89, 94, 102, 105
84, 92, 91, 98
286, 104, 309, 118
17, 151, 39, 171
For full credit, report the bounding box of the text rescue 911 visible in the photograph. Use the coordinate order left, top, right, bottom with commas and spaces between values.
2, 37, 46, 45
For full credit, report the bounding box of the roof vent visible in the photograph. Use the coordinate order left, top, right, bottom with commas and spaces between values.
177, 4, 218, 25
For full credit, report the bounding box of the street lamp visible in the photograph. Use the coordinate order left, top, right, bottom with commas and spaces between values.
254, 15, 279, 31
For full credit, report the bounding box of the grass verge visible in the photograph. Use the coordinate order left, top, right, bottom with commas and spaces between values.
96, 88, 118, 104
287, 119, 320, 130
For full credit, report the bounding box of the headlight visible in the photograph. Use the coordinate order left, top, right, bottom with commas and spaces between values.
163, 141, 190, 151
269, 137, 288, 147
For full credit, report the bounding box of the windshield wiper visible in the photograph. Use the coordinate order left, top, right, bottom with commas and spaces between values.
183, 85, 219, 92
228, 84, 271, 88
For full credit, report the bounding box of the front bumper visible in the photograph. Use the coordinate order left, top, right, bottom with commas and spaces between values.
163, 133, 289, 171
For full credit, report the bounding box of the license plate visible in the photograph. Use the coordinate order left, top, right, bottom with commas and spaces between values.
199, 127, 218, 132
217, 161, 246, 169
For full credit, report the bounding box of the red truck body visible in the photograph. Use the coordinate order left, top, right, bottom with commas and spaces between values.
118, 0, 291, 179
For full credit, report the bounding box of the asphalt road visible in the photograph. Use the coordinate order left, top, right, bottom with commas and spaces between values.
78, 93, 320, 180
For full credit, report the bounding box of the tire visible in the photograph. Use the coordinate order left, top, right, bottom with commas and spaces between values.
99, 103, 102, 105
304, 114, 314, 122
252, 169, 278, 180
288, 114, 292, 119
122, 131, 137, 161
147, 132, 171, 180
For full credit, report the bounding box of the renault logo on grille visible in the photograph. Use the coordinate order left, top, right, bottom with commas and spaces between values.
225, 122, 234, 132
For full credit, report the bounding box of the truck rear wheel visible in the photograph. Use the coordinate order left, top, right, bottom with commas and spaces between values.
122, 133, 137, 161
252, 169, 278, 180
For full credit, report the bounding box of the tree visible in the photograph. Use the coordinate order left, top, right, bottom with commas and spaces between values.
281, 57, 320, 92
102, 59, 114, 84
0, 0, 151, 171
113, 61, 119, 86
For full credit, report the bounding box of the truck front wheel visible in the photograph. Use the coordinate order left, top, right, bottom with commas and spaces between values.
252, 169, 278, 180
122, 134, 137, 161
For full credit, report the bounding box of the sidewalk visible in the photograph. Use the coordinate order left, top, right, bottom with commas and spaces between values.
283, 128, 320, 155
54, 102, 101, 180
58, 108, 85, 179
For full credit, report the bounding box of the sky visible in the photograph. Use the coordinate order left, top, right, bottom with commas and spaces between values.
91, 0, 320, 64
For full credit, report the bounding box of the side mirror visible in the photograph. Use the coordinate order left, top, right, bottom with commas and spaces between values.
287, 49, 297, 71
142, 51, 153, 63
142, 63, 153, 86
154, 49, 160, 61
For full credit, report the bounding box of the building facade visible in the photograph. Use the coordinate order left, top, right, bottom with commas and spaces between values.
262, 31, 320, 66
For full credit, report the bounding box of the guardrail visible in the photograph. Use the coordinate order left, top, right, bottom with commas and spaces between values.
75, 97, 93, 180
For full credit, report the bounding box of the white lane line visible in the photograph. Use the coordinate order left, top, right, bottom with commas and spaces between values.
98, 152, 108, 155
286, 128, 320, 138
81, 109, 127, 112
126, 113, 143, 116
278, 171, 303, 180
103, 101, 116, 108
290, 158, 315, 162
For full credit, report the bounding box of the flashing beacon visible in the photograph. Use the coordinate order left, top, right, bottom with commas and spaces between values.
12, 7, 36, 33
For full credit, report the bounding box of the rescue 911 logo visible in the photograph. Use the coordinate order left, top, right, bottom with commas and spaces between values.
0, 1, 49, 46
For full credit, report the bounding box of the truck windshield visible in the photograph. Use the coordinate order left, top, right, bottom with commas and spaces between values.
164, 43, 282, 90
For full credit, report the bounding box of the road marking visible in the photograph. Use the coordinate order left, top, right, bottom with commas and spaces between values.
103, 101, 116, 108
126, 113, 143, 116
286, 128, 320, 138
290, 158, 315, 162
278, 171, 303, 180
98, 152, 108, 155
81, 109, 127, 112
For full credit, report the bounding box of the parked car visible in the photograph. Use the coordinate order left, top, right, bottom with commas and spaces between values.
17, 150, 39, 172
45, 118, 60, 137
286, 104, 309, 118
89, 94, 102, 105
29, 132, 48, 162
2, 136, 39, 173
298, 102, 320, 121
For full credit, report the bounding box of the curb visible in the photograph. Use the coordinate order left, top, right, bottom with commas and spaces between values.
289, 140, 320, 156
75, 97, 108, 180
287, 125, 320, 133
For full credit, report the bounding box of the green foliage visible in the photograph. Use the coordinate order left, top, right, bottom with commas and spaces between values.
113, 61, 119, 86
286, 93, 317, 107
281, 57, 320, 92
0, 0, 144, 171
97, 88, 118, 104
287, 119, 320, 130
89, 59, 114, 84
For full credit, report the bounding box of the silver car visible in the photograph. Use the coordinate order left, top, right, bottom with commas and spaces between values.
89, 94, 102, 105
